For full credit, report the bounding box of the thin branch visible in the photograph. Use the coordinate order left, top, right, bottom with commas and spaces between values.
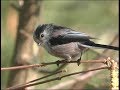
6, 66, 108, 90
25, 70, 67, 84
1, 59, 106, 71
1, 64, 44, 71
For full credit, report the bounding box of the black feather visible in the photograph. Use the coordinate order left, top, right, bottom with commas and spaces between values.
49, 34, 91, 46
34, 25, 46, 39
84, 41, 119, 51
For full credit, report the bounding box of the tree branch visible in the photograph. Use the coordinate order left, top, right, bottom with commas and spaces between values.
1, 59, 107, 71
6, 66, 108, 90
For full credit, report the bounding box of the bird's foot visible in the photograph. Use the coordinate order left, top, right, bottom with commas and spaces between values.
56, 60, 67, 67
77, 59, 81, 66
56, 60, 61, 67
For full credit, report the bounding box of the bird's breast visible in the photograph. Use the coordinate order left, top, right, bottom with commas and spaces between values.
47, 42, 83, 60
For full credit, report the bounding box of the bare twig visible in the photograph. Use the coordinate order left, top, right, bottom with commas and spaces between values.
1, 64, 44, 71
6, 66, 108, 90
1, 59, 106, 71
25, 70, 67, 84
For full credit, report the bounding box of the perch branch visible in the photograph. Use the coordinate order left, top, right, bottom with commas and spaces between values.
1, 59, 107, 71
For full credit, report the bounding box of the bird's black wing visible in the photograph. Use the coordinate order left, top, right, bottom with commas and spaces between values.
49, 30, 119, 51
49, 30, 95, 46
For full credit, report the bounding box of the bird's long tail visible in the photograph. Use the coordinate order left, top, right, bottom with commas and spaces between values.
92, 43, 119, 51
84, 41, 119, 51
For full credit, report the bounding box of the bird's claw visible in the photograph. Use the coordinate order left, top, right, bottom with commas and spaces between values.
77, 59, 81, 66
56, 60, 60, 67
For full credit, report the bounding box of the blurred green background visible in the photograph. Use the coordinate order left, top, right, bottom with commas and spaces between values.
1, 0, 118, 89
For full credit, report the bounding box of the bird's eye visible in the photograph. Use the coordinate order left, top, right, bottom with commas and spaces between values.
40, 34, 44, 38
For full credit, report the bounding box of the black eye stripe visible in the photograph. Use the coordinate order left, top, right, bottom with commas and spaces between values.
34, 25, 46, 39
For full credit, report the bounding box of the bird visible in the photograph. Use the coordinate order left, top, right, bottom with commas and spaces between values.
33, 24, 119, 66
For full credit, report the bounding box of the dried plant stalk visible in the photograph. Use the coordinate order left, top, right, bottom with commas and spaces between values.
106, 57, 119, 90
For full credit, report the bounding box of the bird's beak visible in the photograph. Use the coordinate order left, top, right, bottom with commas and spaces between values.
34, 39, 41, 46
38, 43, 41, 46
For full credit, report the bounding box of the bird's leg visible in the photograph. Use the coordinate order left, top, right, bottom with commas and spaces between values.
56, 60, 61, 67
56, 56, 71, 67
77, 52, 82, 66
56, 59, 67, 67
77, 57, 81, 66
56, 55, 71, 66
